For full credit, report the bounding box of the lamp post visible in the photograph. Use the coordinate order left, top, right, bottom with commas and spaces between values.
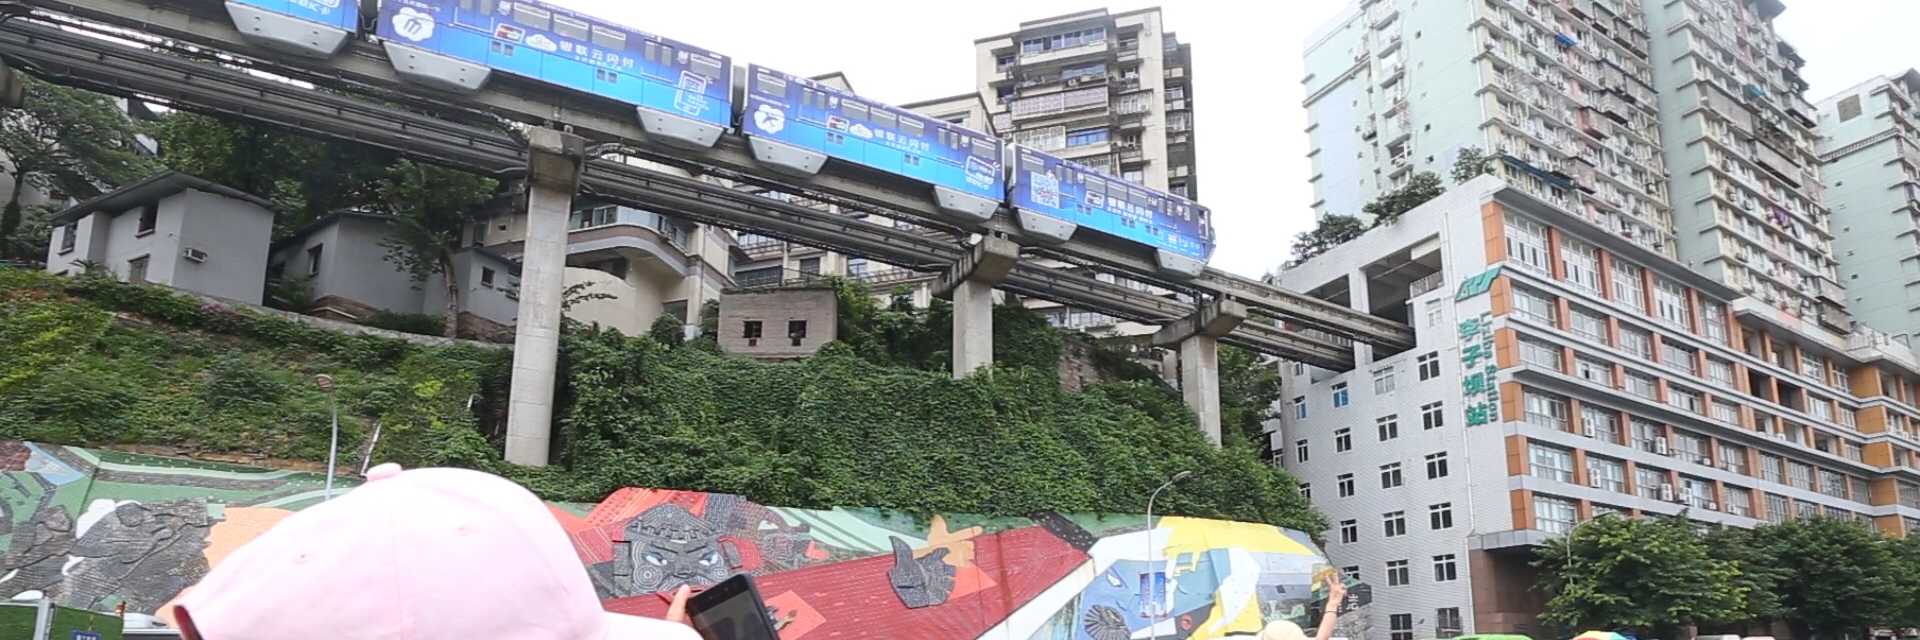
1145, 470, 1193, 640
316, 374, 339, 501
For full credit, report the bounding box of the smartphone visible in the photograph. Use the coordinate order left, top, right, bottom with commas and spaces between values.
685, 573, 779, 640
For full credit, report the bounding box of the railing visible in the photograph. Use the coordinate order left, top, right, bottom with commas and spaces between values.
1409, 271, 1446, 298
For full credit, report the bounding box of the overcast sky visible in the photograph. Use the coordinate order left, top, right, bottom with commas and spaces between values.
550, 0, 1916, 278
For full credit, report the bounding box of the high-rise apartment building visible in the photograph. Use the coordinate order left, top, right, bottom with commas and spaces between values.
1645, 0, 1848, 333
1302, 0, 1673, 248
974, 8, 1197, 198
1816, 70, 1920, 340
1273, 176, 1920, 638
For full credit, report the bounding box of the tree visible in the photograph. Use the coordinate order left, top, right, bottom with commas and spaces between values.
1363, 171, 1444, 225
374, 160, 497, 338
1890, 533, 1920, 629
1703, 525, 1790, 630
1284, 214, 1370, 268
648, 314, 684, 347
1217, 344, 1282, 447
1534, 515, 1746, 639
1754, 518, 1900, 639
156, 112, 394, 236
0, 76, 160, 258
1452, 146, 1498, 184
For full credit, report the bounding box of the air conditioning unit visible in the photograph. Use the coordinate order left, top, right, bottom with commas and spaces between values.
1589, 478, 1607, 489
1655, 437, 1671, 456
1583, 425, 1597, 438
1707, 501, 1720, 511
1774, 432, 1790, 442
182, 247, 209, 263
1660, 484, 1676, 502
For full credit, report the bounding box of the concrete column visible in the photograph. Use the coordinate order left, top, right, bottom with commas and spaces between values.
504, 128, 585, 467
1179, 334, 1223, 445
937, 236, 1019, 379
1346, 270, 1374, 365
952, 278, 995, 377
1154, 299, 1248, 445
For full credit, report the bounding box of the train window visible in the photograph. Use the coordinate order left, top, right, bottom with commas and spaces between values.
643, 40, 660, 64
591, 24, 626, 51
842, 101, 869, 122
688, 54, 723, 80
801, 87, 822, 109
511, 4, 550, 31
871, 110, 897, 131
756, 72, 787, 96
1021, 155, 1045, 173
551, 14, 590, 42
898, 117, 925, 139
972, 139, 996, 159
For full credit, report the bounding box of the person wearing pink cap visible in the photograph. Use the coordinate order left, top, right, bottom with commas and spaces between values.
169, 463, 701, 640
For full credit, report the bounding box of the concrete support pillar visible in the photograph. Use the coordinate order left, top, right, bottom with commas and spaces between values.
1179, 334, 1223, 445
937, 236, 1019, 379
1346, 270, 1374, 365
504, 128, 585, 467
1153, 299, 1249, 445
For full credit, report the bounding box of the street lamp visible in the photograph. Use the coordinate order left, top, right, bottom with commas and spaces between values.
315, 374, 339, 501
1145, 470, 1193, 640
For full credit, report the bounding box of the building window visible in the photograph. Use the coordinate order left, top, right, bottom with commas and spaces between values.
1293, 396, 1307, 419
1380, 462, 1404, 489
1612, 260, 1645, 311
1432, 554, 1459, 582
59, 221, 77, 253
1561, 238, 1601, 293
1701, 300, 1728, 342
1682, 476, 1715, 510
1587, 455, 1626, 493
1534, 494, 1578, 534
1706, 357, 1735, 386
1426, 451, 1449, 479
1766, 494, 1791, 523
1525, 390, 1570, 431
1654, 278, 1692, 330
1664, 342, 1699, 376
1720, 443, 1749, 474
1582, 405, 1621, 442
306, 244, 324, 276
1726, 486, 1753, 517
1390, 613, 1415, 640
1838, 95, 1863, 121
1407, 353, 1439, 383
1383, 511, 1407, 538
1521, 338, 1562, 370
1341, 565, 1361, 582
1570, 308, 1607, 343
1625, 371, 1657, 400
1299, 483, 1312, 501
126, 256, 149, 284
1673, 430, 1709, 466
1332, 382, 1350, 408
1429, 502, 1454, 529
1506, 216, 1550, 272
1667, 385, 1703, 414
743, 320, 763, 340
1426, 299, 1443, 327
1514, 287, 1559, 325
1374, 366, 1397, 394
1335, 428, 1354, 453
1530, 443, 1575, 483
1296, 439, 1311, 463
1437, 608, 1464, 638
788, 320, 807, 347
1064, 127, 1109, 147
1819, 469, 1847, 498
1788, 461, 1814, 490
1337, 473, 1356, 497
569, 205, 618, 229
1340, 520, 1359, 544
1422, 401, 1445, 430
1377, 414, 1400, 441
1636, 465, 1668, 501
1631, 419, 1663, 454
480, 267, 496, 288
136, 202, 158, 236
1386, 561, 1410, 587
1575, 356, 1611, 384
1760, 453, 1785, 484
1618, 325, 1652, 359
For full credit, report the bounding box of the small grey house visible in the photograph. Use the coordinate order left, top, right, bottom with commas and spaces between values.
44, 171, 276, 304
269, 212, 520, 336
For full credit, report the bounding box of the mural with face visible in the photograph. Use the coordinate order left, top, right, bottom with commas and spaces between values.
611, 503, 732, 595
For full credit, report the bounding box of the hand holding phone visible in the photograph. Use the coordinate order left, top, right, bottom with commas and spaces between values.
684, 574, 779, 640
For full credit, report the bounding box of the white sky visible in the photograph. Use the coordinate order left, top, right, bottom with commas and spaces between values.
550, 0, 1916, 278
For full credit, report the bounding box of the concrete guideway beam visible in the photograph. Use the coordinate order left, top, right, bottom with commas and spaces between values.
503, 128, 585, 467
1150, 299, 1248, 445
939, 237, 1020, 379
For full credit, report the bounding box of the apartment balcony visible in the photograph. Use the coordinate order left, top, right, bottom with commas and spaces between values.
1018, 39, 1110, 67
1848, 327, 1920, 374
1117, 143, 1144, 163
736, 234, 784, 260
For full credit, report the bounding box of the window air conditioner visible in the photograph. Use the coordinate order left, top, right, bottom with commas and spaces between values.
1660, 484, 1676, 501
1655, 437, 1670, 456
1707, 501, 1720, 511
182, 247, 209, 263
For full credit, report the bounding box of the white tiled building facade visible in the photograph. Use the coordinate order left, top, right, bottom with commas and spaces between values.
1272, 177, 1920, 638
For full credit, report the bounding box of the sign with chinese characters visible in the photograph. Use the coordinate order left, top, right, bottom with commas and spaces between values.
1454, 266, 1502, 301
1459, 312, 1500, 427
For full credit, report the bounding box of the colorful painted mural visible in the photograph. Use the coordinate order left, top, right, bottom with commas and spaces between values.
0, 442, 1352, 639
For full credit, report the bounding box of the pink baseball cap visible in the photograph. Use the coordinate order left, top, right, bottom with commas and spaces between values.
172, 464, 699, 640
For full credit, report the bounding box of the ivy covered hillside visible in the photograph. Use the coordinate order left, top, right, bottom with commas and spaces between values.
0, 268, 1325, 532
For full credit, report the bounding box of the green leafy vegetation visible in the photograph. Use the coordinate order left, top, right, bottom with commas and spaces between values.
0, 76, 162, 260
1536, 515, 1920, 638
0, 268, 1323, 533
